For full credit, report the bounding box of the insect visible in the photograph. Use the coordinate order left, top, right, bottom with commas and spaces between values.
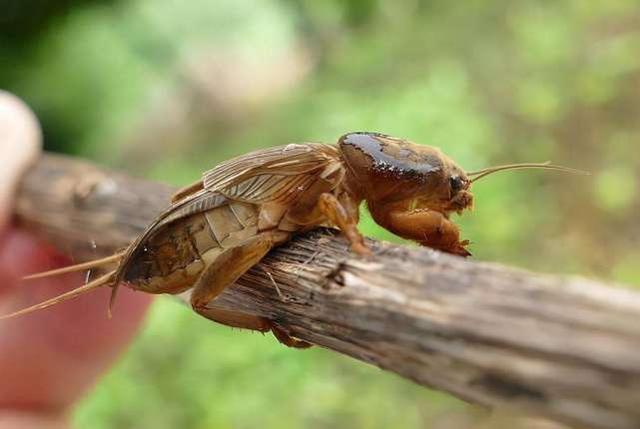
2, 132, 584, 347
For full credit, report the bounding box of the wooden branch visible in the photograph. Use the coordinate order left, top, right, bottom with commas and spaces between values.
13, 153, 640, 429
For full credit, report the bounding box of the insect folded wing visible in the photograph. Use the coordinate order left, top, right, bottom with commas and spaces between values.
203, 144, 340, 204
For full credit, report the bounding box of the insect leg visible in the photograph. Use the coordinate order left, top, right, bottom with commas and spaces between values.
197, 306, 312, 348
189, 231, 311, 348
317, 193, 371, 256
386, 208, 471, 257
198, 307, 313, 349
271, 324, 312, 348
196, 306, 271, 331
189, 233, 276, 311
258, 202, 288, 230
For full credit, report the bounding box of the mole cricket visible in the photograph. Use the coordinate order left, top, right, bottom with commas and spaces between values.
1, 132, 585, 347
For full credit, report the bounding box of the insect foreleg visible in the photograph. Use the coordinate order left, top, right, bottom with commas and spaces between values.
385, 208, 471, 257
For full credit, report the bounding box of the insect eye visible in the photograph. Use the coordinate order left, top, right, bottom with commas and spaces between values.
449, 176, 464, 193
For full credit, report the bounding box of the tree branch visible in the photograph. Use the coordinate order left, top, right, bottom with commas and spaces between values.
14, 154, 640, 429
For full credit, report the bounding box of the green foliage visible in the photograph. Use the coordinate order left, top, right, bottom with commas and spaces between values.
3, 0, 640, 427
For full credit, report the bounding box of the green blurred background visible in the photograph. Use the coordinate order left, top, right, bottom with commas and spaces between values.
2, 0, 639, 427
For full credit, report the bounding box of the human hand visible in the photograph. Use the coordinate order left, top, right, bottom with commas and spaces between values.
0, 92, 151, 428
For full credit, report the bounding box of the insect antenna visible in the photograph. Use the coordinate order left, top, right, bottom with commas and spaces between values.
22, 251, 126, 280
468, 162, 589, 183
0, 271, 116, 320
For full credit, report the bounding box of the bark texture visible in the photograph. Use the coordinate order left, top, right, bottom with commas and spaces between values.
13, 153, 640, 429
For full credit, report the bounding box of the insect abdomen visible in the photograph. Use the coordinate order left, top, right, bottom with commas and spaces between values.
123, 200, 259, 294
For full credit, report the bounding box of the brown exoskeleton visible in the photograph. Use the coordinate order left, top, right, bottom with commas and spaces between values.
2, 132, 584, 347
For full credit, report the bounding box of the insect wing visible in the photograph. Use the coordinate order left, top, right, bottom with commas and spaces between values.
203, 143, 340, 204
